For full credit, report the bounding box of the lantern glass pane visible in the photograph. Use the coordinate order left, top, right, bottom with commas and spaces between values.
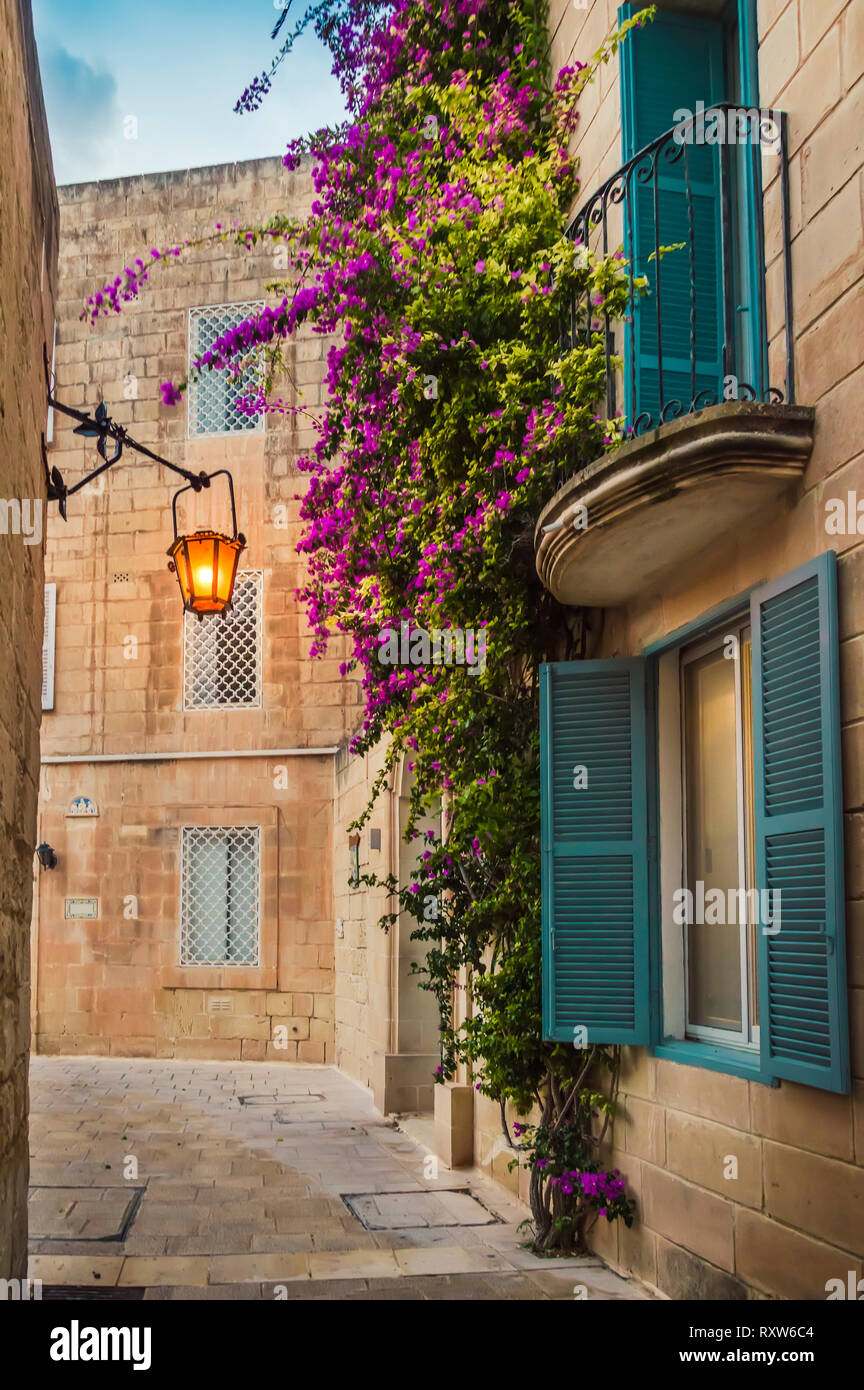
170, 531, 243, 614
215, 539, 241, 607
173, 545, 193, 605
185, 534, 220, 609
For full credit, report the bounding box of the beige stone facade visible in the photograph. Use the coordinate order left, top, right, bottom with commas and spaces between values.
0, 0, 57, 1280
331, 0, 864, 1302
332, 742, 442, 1113
33, 0, 864, 1304
40, 152, 441, 1108
523, 0, 864, 1300
36, 156, 359, 1064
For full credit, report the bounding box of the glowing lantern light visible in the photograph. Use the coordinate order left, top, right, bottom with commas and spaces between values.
167, 470, 246, 617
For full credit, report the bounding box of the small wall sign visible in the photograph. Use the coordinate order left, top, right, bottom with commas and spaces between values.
65, 898, 98, 919
67, 797, 99, 818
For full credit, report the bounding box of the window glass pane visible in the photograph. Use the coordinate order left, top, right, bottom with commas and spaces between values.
181, 826, 260, 966
683, 645, 742, 1032
184, 571, 262, 710
225, 833, 259, 965
741, 628, 758, 1028
187, 836, 229, 963
187, 303, 263, 437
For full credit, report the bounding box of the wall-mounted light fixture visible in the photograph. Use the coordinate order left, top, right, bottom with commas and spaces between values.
44, 358, 245, 618
35, 843, 57, 870
167, 470, 246, 618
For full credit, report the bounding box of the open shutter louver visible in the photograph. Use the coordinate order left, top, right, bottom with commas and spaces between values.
541, 660, 650, 1044
752, 553, 850, 1094
41, 582, 56, 712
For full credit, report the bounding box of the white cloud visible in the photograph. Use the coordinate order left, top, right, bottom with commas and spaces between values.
38, 44, 123, 183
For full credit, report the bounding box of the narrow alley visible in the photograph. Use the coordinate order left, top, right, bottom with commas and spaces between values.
28, 1059, 651, 1301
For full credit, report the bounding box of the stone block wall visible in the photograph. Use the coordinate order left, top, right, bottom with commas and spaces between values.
37, 156, 360, 1060
332, 739, 441, 1113
0, 0, 58, 1279
319, 11, 864, 1296
543, 0, 864, 1299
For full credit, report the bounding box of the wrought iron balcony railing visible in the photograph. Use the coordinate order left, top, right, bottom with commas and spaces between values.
566, 104, 795, 437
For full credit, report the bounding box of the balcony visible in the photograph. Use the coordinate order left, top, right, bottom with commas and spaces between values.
536, 106, 815, 608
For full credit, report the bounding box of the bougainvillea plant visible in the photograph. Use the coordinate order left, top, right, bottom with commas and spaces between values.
84, 0, 652, 1255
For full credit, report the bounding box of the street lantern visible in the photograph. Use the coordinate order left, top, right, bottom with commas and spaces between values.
36, 843, 58, 870
167, 471, 246, 617
43, 381, 247, 617
168, 531, 245, 615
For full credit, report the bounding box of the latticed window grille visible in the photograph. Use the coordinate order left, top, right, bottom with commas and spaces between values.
184, 571, 262, 710
180, 825, 261, 966
187, 302, 265, 437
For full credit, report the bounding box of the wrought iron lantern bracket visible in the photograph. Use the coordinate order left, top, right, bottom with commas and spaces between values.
42, 345, 215, 514
43, 353, 246, 618
44, 393, 212, 518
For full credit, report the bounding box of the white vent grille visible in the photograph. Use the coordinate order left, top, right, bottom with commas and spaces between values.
187, 302, 265, 438
42, 583, 56, 711
183, 571, 262, 711
180, 825, 261, 967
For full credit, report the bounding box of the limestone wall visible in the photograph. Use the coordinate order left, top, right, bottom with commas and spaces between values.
37, 156, 359, 1060
543, 0, 864, 1300
332, 739, 441, 1114
0, 0, 58, 1279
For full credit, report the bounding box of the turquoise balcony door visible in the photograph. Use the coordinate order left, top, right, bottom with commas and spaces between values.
618, 3, 767, 430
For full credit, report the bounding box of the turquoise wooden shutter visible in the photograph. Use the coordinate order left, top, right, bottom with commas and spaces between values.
540, 660, 650, 1044
618, 4, 727, 428
752, 553, 850, 1094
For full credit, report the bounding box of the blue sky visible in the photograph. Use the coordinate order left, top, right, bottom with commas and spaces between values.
33, 0, 347, 186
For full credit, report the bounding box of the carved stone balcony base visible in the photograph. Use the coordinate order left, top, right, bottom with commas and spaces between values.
534, 402, 816, 607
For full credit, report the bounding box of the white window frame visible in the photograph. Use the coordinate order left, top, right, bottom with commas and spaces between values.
186, 301, 265, 440
42, 583, 57, 711
179, 824, 262, 968
182, 570, 263, 712
46, 321, 57, 445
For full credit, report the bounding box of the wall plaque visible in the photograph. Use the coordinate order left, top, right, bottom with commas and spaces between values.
67, 796, 99, 818
64, 898, 98, 919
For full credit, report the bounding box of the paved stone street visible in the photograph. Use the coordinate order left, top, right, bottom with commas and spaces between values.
27, 1058, 652, 1300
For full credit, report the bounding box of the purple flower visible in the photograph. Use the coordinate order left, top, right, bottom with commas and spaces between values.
160, 381, 182, 407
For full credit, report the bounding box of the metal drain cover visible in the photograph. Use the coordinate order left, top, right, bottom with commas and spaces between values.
41, 1286, 146, 1301
343, 1189, 498, 1229
238, 1094, 324, 1106
28, 1187, 144, 1242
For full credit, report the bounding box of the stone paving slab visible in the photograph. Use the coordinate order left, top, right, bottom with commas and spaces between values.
28, 1185, 141, 1240
346, 1189, 497, 1229
118, 1257, 211, 1287
394, 1245, 510, 1276
29, 1255, 124, 1286
28, 1057, 653, 1301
